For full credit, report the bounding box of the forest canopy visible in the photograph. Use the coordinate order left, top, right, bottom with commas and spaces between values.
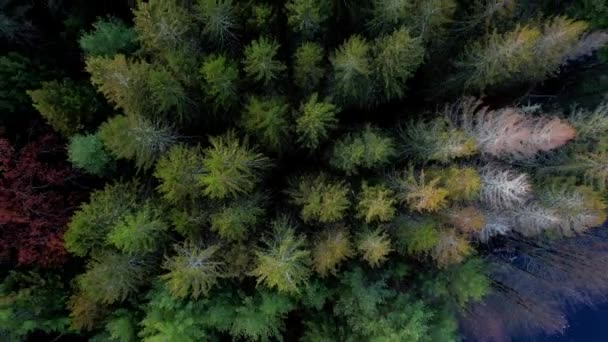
1, 0, 608, 341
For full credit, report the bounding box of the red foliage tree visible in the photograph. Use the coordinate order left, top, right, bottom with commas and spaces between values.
0, 131, 84, 267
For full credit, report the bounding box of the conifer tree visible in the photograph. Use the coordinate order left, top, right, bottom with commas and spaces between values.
312, 228, 354, 277
243, 37, 286, 85
27, 79, 99, 136
395, 217, 440, 256
161, 243, 225, 299
75, 251, 150, 304
195, 0, 238, 46
252, 216, 311, 294
285, 0, 330, 38
296, 93, 338, 149
198, 131, 271, 199
330, 125, 396, 174
241, 96, 291, 152
293, 42, 325, 92
356, 183, 397, 223
98, 115, 177, 170
107, 201, 168, 254
154, 144, 204, 204
389, 167, 449, 212
200, 54, 239, 111
67, 133, 113, 176
64, 182, 138, 257
210, 193, 265, 241
331, 35, 372, 106
373, 27, 424, 101
79, 17, 138, 57
357, 228, 392, 267
288, 173, 351, 223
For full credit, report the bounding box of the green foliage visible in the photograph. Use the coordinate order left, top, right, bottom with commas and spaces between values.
140, 285, 293, 341
423, 258, 490, 307
154, 144, 203, 204
161, 243, 225, 299
241, 96, 291, 152
356, 183, 397, 223
373, 28, 424, 101
453, 18, 589, 92
293, 42, 325, 92
105, 310, 137, 342
331, 35, 372, 106
394, 216, 440, 255
252, 216, 311, 294
198, 131, 271, 199
288, 173, 351, 223
64, 182, 138, 256
334, 267, 441, 341
313, 228, 354, 276
229, 290, 294, 340
243, 37, 287, 85
79, 17, 138, 57
98, 115, 177, 170
400, 118, 477, 163
330, 125, 396, 174
210, 194, 265, 241
76, 251, 150, 304
195, 0, 238, 46
133, 0, 196, 53
27, 79, 99, 136
107, 201, 168, 254
200, 54, 239, 110
0, 52, 48, 116
0, 271, 69, 340
68, 133, 113, 176
357, 228, 393, 267
296, 93, 339, 149
285, 0, 330, 38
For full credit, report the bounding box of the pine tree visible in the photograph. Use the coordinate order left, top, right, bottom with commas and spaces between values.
243, 37, 287, 85
430, 230, 472, 268
154, 144, 204, 204
210, 193, 266, 241
331, 35, 372, 106
98, 115, 177, 170
195, 0, 238, 46
296, 93, 339, 149
200, 54, 239, 111
67, 133, 113, 176
452, 18, 590, 92
241, 96, 291, 152
133, 0, 196, 53
285, 0, 330, 38
288, 173, 351, 223
252, 216, 311, 294
293, 42, 325, 92
161, 243, 225, 299
373, 27, 424, 101
399, 118, 477, 163
107, 201, 168, 254
395, 216, 440, 255
64, 182, 138, 257
198, 131, 271, 199
27, 79, 99, 136
75, 251, 150, 304
389, 167, 449, 212
330, 125, 396, 174
312, 228, 354, 277
79, 17, 138, 57
357, 227, 393, 267
356, 183, 397, 223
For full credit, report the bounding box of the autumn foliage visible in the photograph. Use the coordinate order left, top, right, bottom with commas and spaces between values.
0, 130, 84, 266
